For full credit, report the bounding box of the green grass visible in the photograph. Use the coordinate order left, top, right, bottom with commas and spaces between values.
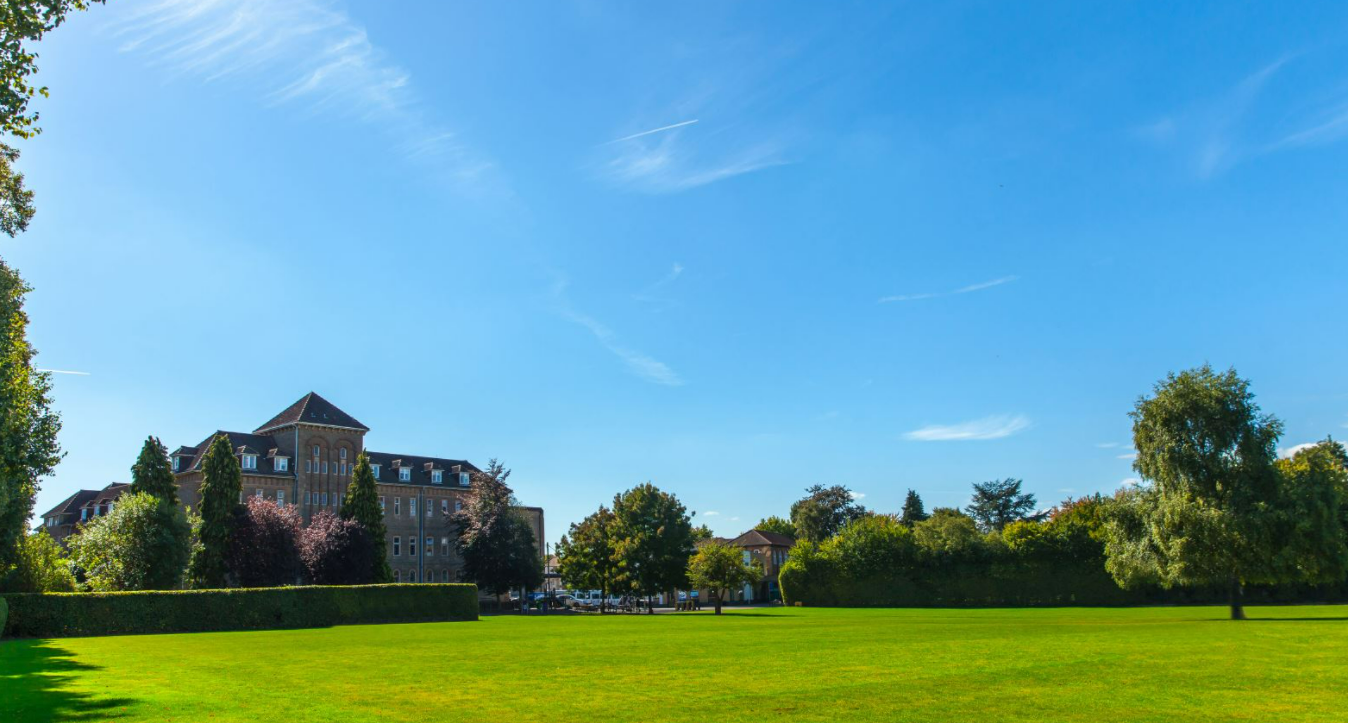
3, 606, 1347, 722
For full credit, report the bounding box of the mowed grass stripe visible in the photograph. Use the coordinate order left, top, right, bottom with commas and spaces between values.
3, 606, 1346, 722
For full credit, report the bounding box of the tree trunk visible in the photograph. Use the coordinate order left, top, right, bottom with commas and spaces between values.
1229, 576, 1245, 621
714, 589, 722, 615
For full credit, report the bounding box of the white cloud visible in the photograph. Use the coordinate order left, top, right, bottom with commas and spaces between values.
1117, 452, 1138, 460
1279, 442, 1318, 459
849, 491, 866, 500
113, 0, 492, 180
703, 511, 720, 516
880, 276, 1018, 304
1120, 477, 1142, 488
902, 415, 1031, 442
1095, 442, 1121, 449
729, 516, 740, 522
599, 120, 787, 193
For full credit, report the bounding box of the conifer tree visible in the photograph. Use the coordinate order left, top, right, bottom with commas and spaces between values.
130, 435, 178, 504
900, 490, 928, 527
189, 434, 241, 588
341, 452, 390, 583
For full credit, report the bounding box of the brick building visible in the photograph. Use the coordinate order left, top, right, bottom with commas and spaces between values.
41, 392, 544, 584
38, 482, 130, 547
695, 529, 794, 603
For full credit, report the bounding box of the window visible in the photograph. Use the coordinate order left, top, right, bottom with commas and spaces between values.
255, 489, 264, 498
394, 497, 401, 516
313, 445, 321, 458
242, 454, 258, 470
305, 491, 311, 505
322, 461, 328, 474
409, 537, 417, 557
409, 570, 417, 583
409, 498, 417, 517
443, 570, 451, 582
276, 490, 285, 505
340, 448, 347, 460
454, 500, 463, 513
275, 457, 288, 472
459, 472, 470, 486
81, 508, 89, 521
372, 464, 381, 479
399, 467, 411, 482
394, 570, 401, 583
321, 492, 328, 506
425, 536, 434, 557
441, 537, 449, 556
431, 470, 443, 484
441, 499, 448, 516
172, 456, 180, 472
306, 460, 312, 473
393, 537, 401, 556
379, 496, 385, 512
427, 504, 433, 519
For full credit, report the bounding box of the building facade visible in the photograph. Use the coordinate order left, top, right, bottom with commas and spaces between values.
695, 529, 794, 603
41, 392, 544, 585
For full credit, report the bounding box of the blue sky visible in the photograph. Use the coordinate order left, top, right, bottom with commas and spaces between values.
8, 1, 1348, 545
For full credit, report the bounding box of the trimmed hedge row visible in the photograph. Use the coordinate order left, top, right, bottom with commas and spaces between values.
0, 596, 6, 635
1, 583, 478, 638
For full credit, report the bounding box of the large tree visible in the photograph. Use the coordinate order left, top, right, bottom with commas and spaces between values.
67, 491, 191, 591
789, 484, 868, 544
1270, 440, 1348, 585
0, 256, 58, 577
755, 515, 796, 538
130, 435, 178, 504
189, 434, 241, 588
3, 527, 72, 591
966, 479, 1040, 532
301, 510, 375, 586
226, 496, 302, 588
1102, 365, 1285, 620
610, 482, 696, 604
687, 541, 761, 615
899, 489, 929, 527
556, 505, 621, 612
452, 459, 543, 601
340, 452, 390, 583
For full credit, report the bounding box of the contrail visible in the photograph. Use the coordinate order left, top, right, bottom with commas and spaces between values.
38, 369, 91, 376
608, 119, 698, 144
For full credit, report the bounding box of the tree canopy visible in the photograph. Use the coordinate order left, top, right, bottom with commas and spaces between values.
130, 435, 178, 504
67, 491, 190, 591
966, 478, 1040, 532
900, 489, 929, 527
687, 541, 761, 614
790, 484, 868, 544
755, 515, 797, 538
556, 505, 620, 610
453, 459, 543, 599
341, 452, 390, 583
189, 434, 241, 588
610, 482, 696, 598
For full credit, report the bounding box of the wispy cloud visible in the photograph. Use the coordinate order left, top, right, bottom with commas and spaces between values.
37, 369, 91, 376
1095, 442, 1121, 449
113, 0, 492, 182
703, 510, 720, 516
729, 516, 740, 522
598, 118, 787, 193
1117, 451, 1138, 461
551, 274, 683, 387
607, 120, 699, 145
633, 263, 685, 311
902, 414, 1031, 442
879, 275, 1018, 304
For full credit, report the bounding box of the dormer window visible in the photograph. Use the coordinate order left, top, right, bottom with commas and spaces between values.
241, 454, 258, 470
399, 467, 411, 482
275, 457, 288, 472
172, 456, 181, 472
459, 472, 470, 487
372, 464, 381, 479
432, 470, 443, 484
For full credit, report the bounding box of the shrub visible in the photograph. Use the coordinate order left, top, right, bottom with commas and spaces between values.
1, 583, 479, 638
227, 497, 302, 588
300, 511, 374, 585
67, 492, 190, 591
0, 595, 7, 634
1, 529, 75, 592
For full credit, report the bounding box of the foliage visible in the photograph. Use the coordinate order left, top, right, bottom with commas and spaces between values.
899, 489, 928, 527
1, 528, 72, 592
0, 0, 105, 138
189, 434, 241, 588
300, 510, 375, 586
687, 541, 761, 614
556, 505, 620, 609
66, 492, 190, 592
225, 497, 302, 588
789, 484, 868, 544
610, 482, 696, 597
1103, 365, 1284, 619
340, 452, 390, 583
1271, 440, 1348, 584
130, 435, 178, 504
0, 142, 32, 234
0, 257, 59, 579
912, 508, 983, 562
1, 583, 479, 638
453, 459, 543, 597
966, 478, 1040, 532
755, 515, 796, 538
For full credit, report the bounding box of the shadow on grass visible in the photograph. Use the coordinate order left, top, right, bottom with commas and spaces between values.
0, 640, 136, 722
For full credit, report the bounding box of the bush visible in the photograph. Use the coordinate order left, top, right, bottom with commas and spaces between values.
67, 492, 190, 591
300, 511, 375, 585
1, 530, 75, 592
0, 596, 6, 634
227, 497, 302, 588
1, 583, 479, 638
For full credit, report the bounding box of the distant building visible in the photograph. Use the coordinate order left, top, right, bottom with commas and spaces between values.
693, 529, 795, 603
38, 483, 129, 546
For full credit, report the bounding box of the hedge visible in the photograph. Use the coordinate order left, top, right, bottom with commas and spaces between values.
1, 583, 478, 638
0, 596, 7, 635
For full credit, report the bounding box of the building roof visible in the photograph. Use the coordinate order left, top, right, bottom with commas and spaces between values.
254, 392, 369, 434
732, 529, 795, 548
364, 451, 479, 488
177, 431, 294, 478
39, 482, 129, 520
82, 483, 130, 508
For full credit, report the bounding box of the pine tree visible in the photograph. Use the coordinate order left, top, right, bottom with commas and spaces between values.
189, 434, 241, 588
900, 489, 928, 527
341, 452, 390, 583
130, 435, 178, 504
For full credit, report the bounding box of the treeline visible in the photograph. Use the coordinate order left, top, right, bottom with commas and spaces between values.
779, 367, 1348, 616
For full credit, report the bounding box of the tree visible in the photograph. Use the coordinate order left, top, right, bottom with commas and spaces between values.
189, 434, 241, 588
1, 528, 72, 591
1271, 440, 1348, 585
912, 508, 982, 562
130, 435, 178, 504
0, 257, 59, 579
687, 542, 761, 615
453, 459, 543, 601
340, 452, 390, 583
556, 506, 620, 612
755, 515, 796, 538
226, 496, 302, 588
1102, 365, 1284, 620
300, 510, 376, 585
790, 484, 868, 544
610, 482, 696, 604
899, 490, 929, 527
67, 491, 191, 591
966, 479, 1040, 532
0, 143, 32, 235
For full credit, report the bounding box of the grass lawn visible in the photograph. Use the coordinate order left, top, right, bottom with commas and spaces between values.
3, 605, 1347, 722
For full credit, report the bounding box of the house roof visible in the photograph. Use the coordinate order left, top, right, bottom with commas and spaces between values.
732, 529, 795, 548
40, 482, 129, 520
364, 451, 480, 488
82, 483, 130, 508
177, 431, 294, 478
254, 392, 369, 434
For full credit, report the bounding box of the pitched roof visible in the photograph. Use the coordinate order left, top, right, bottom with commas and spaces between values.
177, 431, 294, 478
40, 482, 129, 519
254, 392, 368, 434
364, 451, 479, 488
732, 529, 795, 548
